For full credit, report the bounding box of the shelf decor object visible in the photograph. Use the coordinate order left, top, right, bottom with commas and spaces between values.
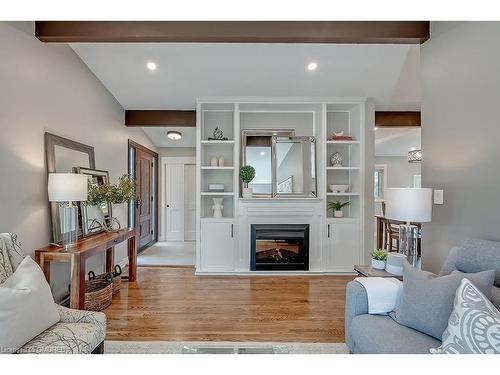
212, 198, 224, 218
239, 165, 256, 199
48, 173, 88, 249
210, 156, 218, 167
209, 126, 228, 141
407, 149, 422, 163
329, 184, 349, 193
385, 188, 432, 267
328, 200, 351, 218
330, 151, 343, 167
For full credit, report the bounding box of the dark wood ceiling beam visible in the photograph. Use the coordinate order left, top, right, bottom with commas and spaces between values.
35, 21, 429, 44
375, 111, 421, 127
125, 110, 420, 127
125, 110, 196, 127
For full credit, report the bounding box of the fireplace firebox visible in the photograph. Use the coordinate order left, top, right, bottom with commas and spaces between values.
250, 224, 309, 271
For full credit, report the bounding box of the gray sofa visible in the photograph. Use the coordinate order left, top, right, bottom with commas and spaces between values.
345, 239, 500, 354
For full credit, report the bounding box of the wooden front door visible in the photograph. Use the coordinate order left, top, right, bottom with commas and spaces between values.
136, 148, 154, 248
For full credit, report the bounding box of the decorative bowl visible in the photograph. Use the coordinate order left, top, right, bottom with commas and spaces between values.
329, 184, 349, 193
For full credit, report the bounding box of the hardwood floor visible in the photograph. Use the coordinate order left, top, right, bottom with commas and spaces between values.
104, 267, 354, 342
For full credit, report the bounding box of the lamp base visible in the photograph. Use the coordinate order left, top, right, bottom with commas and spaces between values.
399, 224, 420, 268
59, 203, 79, 249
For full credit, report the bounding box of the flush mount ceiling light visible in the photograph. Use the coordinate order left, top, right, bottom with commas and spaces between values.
146, 61, 157, 71
167, 131, 182, 140
307, 62, 318, 71
408, 149, 422, 163
260, 151, 266, 156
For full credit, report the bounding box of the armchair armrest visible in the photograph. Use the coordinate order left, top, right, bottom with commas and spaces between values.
56, 305, 106, 331
345, 280, 368, 351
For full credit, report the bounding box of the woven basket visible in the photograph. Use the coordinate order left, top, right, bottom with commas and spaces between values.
89, 266, 122, 295
85, 272, 113, 311
111, 265, 122, 295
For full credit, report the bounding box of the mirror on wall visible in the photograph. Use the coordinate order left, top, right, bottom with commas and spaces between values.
273, 137, 316, 197
45, 132, 95, 243
241, 130, 317, 198
73, 167, 112, 236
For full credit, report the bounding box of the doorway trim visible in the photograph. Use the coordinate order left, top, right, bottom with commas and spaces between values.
160, 156, 196, 241
128, 140, 159, 251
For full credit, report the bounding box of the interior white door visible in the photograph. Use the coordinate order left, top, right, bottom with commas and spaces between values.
165, 164, 184, 241
184, 164, 196, 241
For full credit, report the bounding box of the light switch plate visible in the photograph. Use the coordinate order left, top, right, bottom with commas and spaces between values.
434, 189, 444, 205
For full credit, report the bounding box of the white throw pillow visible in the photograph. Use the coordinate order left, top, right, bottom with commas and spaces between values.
0, 257, 60, 353
431, 278, 500, 354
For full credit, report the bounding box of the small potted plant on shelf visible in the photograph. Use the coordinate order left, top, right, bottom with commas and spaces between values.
239, 165, 256, 198
371, 249, 388, 270
327, 200, 350, 218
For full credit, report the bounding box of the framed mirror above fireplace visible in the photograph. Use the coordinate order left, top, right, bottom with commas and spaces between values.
241, 129, 317, 198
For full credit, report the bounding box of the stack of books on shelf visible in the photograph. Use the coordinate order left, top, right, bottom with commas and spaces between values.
329, 134, 354, 141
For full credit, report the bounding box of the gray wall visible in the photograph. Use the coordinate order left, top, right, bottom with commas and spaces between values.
375, 156, 421, 188
158, 147, 196, 157
0, 22, 156, 299
421, 22, 500, 272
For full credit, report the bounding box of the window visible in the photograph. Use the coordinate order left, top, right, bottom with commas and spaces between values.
374, 165, 387, 201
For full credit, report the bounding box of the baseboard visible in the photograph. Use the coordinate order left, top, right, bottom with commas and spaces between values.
195, 270, 357, 276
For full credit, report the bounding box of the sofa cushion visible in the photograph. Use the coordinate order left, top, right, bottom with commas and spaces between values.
0, 257, 60, 353
392, 263, 495, 340
432, 278, 500, 354
16, 321, 106, 354
350, 314, 441, 354
0, 236, 14, 284
455, 239, 500, 287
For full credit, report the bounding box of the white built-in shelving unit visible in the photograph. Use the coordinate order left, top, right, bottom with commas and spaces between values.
196, 97, 373, 274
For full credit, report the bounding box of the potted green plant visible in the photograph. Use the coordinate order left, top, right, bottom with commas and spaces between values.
87, 174, 135, 231
371, 249, 388, 270
239, 165, 256, 198
327, 200, 350, 218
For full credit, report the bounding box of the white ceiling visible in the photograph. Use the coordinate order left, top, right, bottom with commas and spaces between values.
375, 127, 421, 157
70, 43, 420, 111
141, 126, 196, 148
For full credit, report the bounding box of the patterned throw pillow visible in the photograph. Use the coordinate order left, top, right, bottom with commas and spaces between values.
0, 236, 14, 284
431, 278, 500, 354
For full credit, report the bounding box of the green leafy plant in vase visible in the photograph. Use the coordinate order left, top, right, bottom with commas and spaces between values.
239, 165, 256, 198
327, 200, 350, 218
371, 249, 388, 270
87, 174, 135, 232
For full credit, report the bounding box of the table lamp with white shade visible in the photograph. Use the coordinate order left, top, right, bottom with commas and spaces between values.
385, 188, 433, 268
48, 173, 88, 249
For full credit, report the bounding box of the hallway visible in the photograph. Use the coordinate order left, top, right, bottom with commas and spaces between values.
138, 241, 195, 266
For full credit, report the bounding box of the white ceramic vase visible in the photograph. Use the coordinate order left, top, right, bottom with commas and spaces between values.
334, 210, 343, 218
210, 156, 218, 167
242, 187, 253, 198
218, 156, 225, 167
212, 198, 224, 218
371, 259, 386, 270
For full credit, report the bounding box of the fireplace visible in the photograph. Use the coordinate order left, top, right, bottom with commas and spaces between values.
250, 224, 309, 271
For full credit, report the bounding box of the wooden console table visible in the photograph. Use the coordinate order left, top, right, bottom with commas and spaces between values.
35, 228, 137, 310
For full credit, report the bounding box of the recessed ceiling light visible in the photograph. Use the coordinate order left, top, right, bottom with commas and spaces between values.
167, 130, 182, 140
307, 62, 318, 71
146, 61, 157, 71
374, 127, 379, 130
260, 151, 266, 156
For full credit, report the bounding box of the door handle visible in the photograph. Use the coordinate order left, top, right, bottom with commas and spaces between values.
327, 224, 330, 238
135, 199, 141, 208
231, 224, 234, 238
166, 204, 170, 208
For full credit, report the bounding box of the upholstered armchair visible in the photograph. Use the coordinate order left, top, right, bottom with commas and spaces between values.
0, 233, 106, 354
